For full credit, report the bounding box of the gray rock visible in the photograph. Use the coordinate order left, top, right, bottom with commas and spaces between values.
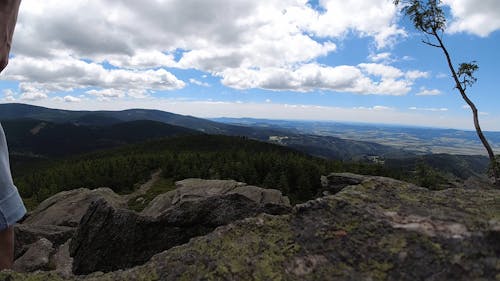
70, 193, 291, 275
13, 238, 54, 272
320, 172, 368, 194
142, 179, 290, 217
52, 239, 73, 278
14, 224, 75, 260
5, 173, 499, 280
23, 188, 126, 227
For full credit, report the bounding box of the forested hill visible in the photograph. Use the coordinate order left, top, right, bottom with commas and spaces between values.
0, 103, 411, 160
2, 118, 199, 157
13, 134, 400, 209
0, 103, 283, 137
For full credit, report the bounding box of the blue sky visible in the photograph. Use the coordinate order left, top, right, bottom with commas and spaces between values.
1, 0, 499, 130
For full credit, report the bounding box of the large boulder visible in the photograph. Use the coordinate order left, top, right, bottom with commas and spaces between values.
3, 173, 499, 280
70, 193, 291, 275
142, 178, 290, 217
23, 188, 126, 227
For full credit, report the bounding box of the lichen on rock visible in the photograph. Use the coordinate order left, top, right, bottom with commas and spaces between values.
2, 173, 499, 280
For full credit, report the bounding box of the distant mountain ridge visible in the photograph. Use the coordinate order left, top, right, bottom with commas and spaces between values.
0, 103, 410, 161
212, 117, 500, 155
2, 118, 199, 157
0, 103, 233, 133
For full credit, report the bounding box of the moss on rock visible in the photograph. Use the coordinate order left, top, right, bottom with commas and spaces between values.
3, 173, 499, 280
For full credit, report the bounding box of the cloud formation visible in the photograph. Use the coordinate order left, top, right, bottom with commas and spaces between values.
0, 0, 413, 99
443, 0, 500, 37
2, 55, 185, 99
416, 87, 442, 96
2, 0, 496, 101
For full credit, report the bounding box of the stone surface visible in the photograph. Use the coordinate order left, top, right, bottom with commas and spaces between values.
23, 188, 126, 227
320, 172, 366, 194
13, 238, 54, 273
70, 193, 291, 275
14, 224, 75, 260
3, 173, 499, 280
142, 178, 290, 217
52, 240, 73, 278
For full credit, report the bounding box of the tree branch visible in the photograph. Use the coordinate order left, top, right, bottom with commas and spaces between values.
422, 40, 440, 48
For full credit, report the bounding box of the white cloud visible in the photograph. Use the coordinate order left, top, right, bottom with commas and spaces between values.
20, 92, 48, 101
5, 0, 415, 97
127, 90, 150, 99
353, 105, 395, 111
86, 89, 125, 98
189, 78, 210, 87
368, 52, 393, 63
409, 107, 448, 112
358, 63, 403, 79
18, 84, 48, 101
220, 63, 426, 95
442, 0, 500, 37
2, 55, 185, 97
405, 70, 429, 80
63, 95, 81, 102
2, 89, 16, 101
306, 0, 406, 48
104, 51, 177, 69
416, 87, 442, 96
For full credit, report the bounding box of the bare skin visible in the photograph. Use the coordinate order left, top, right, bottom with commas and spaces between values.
0, 226, 14, 270
0, 0, 21, 270
0, 0, 21, 72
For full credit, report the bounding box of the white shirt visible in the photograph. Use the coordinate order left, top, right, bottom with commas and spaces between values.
0, 122, 26, 230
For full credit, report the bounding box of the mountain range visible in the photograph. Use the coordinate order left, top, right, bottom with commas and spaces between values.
0, 103, 409, 160
0, 103, 491, 188
213, 117, 500, 155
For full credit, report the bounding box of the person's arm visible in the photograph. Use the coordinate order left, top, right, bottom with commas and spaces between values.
0, 0, 22, 271
0, 0, 21, 72
0, 226, 13, 269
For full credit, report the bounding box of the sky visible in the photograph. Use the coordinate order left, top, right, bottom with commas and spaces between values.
1, 0, 499, 131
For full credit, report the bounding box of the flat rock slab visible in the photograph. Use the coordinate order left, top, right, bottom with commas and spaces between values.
23, 188, 126, 227
142, 178, 290, 217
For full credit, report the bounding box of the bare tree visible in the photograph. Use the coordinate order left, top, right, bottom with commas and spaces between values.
394, 0, 499, 186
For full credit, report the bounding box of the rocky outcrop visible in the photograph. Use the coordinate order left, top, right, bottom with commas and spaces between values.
13, 238, 54, 272
23, 188, 126, 227
10, 179, 291, 277
70, 193, 291, 275
14, 224, 75, 260
51, 240, 73, 278
142, 178, 290, 217
3, 174, 498, 280
12, 188, 125, 274
320, 172, 366, 194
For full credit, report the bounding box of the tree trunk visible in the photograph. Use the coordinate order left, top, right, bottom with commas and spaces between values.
434, 32, 499, 186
